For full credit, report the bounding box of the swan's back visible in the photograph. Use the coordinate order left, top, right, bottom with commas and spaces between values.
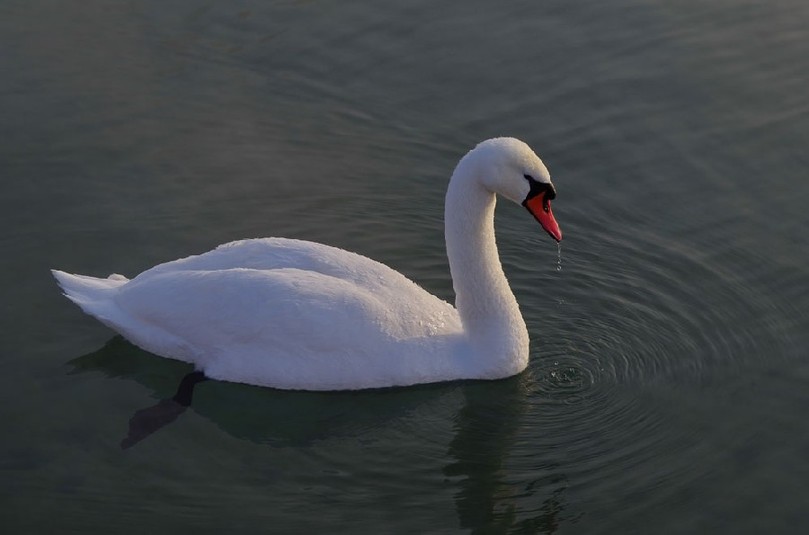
55, 238, 464, 390
136, 238, 459, 338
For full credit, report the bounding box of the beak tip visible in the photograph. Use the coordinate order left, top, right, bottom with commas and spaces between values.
524, 194, 563, 243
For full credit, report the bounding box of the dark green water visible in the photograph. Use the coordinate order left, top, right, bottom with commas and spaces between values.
2, 0, 808, 532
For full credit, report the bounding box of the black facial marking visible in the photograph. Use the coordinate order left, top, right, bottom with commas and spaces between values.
522, 174, 556, 206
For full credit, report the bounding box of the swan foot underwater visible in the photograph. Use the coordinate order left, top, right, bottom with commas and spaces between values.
53, 138, 563, 391
120, 371, 208, 449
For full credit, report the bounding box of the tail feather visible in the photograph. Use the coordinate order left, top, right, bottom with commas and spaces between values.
52, 270, 129, 324
53, 270, 199, 365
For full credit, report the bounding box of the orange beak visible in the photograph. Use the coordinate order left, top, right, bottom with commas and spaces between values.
523, 191, 562, 242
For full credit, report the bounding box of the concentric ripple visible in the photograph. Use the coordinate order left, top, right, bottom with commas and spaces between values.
494, 198, 802, 526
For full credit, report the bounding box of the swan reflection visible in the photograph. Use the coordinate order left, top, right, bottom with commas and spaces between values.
69, 336, 571, 532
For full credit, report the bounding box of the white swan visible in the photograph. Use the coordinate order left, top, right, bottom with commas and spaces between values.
53, 138, 562, 391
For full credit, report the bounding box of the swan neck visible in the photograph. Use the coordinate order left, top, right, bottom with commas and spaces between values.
444, 164, 526, 345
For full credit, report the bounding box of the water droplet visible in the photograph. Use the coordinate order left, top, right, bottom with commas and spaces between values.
556, 242, 563, 272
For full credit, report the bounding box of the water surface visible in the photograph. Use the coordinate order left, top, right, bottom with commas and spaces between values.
2, 0, 808, 532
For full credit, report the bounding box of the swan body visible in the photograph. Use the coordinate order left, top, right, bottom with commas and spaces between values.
53, 138, 562, 390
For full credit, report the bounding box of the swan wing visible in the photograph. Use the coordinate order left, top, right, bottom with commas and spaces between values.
112, 266, 459, 389
56, 238, 464, 389
127, 238, 459, 338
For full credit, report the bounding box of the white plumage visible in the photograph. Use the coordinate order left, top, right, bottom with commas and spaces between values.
53, 138, 562, 390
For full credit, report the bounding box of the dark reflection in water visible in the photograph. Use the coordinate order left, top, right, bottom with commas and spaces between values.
70, 336, 576, 532
448, 378, 574, 534
70, 336, 447, 447
119, 371, 207, 449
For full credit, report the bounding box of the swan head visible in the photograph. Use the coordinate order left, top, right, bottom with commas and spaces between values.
467, 137, 563, 242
